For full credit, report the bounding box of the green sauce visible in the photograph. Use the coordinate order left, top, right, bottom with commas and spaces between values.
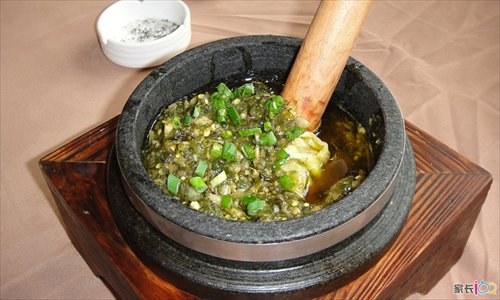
142, 82, 372, 221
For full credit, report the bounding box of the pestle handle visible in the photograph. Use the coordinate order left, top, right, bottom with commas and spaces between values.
281, 0, 371, 131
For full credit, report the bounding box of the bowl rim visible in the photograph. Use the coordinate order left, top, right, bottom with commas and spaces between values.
115, 35, 406, 261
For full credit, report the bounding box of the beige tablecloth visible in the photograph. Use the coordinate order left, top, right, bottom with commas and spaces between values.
1, 1, 498, 299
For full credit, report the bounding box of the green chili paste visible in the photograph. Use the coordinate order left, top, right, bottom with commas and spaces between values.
142, 82, 371, 221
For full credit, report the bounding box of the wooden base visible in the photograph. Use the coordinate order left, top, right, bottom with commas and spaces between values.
39, 117, 492, 299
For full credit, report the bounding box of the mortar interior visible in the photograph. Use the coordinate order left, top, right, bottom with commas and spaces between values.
115, 35, 406, 246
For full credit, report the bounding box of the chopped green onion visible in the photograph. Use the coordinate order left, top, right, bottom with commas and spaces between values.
265, 95, 284, 118
221, 195, 233, 209
192, 106, 201, 118
278, 175, 294, 191
210, 91, 221, 101
210, 143, 223, 158
292, 126, 305, 136
272, 158, 286, 169
264, 99, 273, 111
271, 95, 284, 108
247, 199, 265, 216
210, 170, 227, 187
242, 144, 256, 160
227, 106, 241, 125
221, 130, 233, 139
172, 116, 182, 129
264, 99, 271, 110
217, 108, 227, 123
194, 160, 208, 177
222, 142, 237, 160
242, 83, 255, 95
212, 98, 226, 110
184, 115, 192, 125
216, 83, 233, 99
285, 126, 306, 140
269, 105, 279, 118
263, 121, 272, 132
189, 177, 208, 193
277, 149, 290, 159
167, 174, 180, 195
211, 92, 228, 109
243, 194, 258, 205
239, 127, 262, 136
260, 131, 277, 146
234, 83, 254, 97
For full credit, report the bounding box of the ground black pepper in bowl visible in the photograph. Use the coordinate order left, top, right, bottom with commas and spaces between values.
116, 18, 180, 43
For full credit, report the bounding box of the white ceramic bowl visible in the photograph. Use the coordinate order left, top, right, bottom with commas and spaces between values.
97, 0, 191, 68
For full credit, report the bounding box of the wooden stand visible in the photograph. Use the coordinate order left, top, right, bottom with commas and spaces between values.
39, 117, 492, 299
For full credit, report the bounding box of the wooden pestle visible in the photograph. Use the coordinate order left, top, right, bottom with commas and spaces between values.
282, 0, 372, 131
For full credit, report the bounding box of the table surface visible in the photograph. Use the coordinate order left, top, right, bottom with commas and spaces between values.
38, 117, 491, 299
1, 1, 498, 299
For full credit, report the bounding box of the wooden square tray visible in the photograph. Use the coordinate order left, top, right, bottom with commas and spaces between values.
39, 117, 492, 299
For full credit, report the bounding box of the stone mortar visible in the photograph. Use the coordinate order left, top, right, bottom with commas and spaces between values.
115, 35, 407, 261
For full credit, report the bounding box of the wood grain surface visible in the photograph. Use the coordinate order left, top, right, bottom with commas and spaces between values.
282, 0, 371, 130
39, 118, 492, 299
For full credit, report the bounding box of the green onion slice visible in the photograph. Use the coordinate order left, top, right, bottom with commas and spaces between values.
272, 95, 284, 108
210, 143, 223, 158
217, 108, 227, 123
285, 126, 306, 140
278, 175, 294, 191
234, 83, 254, 97
184, 115, 192, 125
194, 160, 208, 177
241, 83, 255, 95
260, 131, 277, 146
277, 149, 289, 159
227, 106, 241, 125
265, 95, 284, 118
212, 98, 226, 110
221, 130, 233, 139
292, 126, 305, 137
211, 92, 228, 109
247, 199, 265, 216
216, 82, 233, 99
222, 142, 237, 160
210, 91, 221, 101
192, 106, 201, 118
243, 194, 259, 205
221, 195, 233, 209
272, 158, 286, 169
172, 116, 182, 129
167, 174, 180, 195
263, 121, 272, 132
239, 127, 262, 136
189, 177, 208, 193
242, 144, 256, 160
210, 170, 227, 187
